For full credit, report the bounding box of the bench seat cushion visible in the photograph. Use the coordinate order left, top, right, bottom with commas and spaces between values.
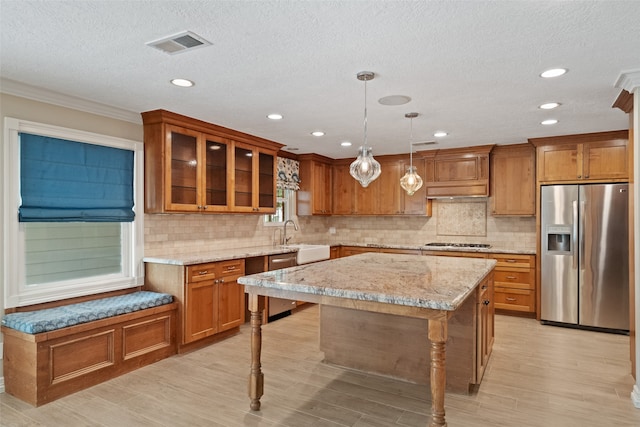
1, 291, 174, 334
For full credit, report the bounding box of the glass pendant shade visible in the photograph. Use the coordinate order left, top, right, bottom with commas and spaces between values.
351, 71, 381, 188
350, 146, 381, 188
400, 165, 423, 195
400, 112, 423, 195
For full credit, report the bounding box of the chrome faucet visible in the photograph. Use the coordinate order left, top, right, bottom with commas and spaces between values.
282, 219, 299, 245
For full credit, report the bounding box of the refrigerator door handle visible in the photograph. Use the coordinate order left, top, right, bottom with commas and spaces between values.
579, 200, 586, 271
572, 200, 579, 270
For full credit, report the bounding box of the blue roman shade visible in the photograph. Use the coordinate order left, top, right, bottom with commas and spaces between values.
19, 133, 135, 222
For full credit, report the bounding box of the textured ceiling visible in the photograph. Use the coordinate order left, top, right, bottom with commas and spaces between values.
1, 1, 639, 159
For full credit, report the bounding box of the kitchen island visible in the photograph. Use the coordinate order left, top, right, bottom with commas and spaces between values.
238, 252, 496, 427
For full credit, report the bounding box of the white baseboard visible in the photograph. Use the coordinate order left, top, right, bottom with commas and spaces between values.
632, 384, 640, 408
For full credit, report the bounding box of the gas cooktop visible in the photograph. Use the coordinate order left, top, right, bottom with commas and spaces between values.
424, 242, 492, 249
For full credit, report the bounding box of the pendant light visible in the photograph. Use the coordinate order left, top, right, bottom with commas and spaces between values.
350, 71, 381, 188
400, 112, 423, 196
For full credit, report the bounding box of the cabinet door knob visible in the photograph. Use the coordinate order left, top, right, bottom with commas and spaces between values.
220, 278, 224, 283
483, 300, 490, 305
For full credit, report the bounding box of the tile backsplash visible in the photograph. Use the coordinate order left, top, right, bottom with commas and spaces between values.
144, 199, 536, 255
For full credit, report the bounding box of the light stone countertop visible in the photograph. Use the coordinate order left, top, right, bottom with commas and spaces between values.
338, 242, 536, 255
143, 245, 298, 266
239, 252, 497, 311
143, 242, 535, 265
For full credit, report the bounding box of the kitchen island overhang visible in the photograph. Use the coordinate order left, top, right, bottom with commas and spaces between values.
239, 252, 497, 427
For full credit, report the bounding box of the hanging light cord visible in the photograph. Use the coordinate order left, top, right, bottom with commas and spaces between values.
363, 76, 368, 149
409, 115, 413, 167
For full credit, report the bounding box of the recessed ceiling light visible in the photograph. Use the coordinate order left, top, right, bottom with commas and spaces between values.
341, 141, 352, 147
267, 113, 283, 120
170, 78, 194, 87
311, 131, 325, 137
378, 95, 412, 106
540, 68, 567, 78
541, 119, 558, 125
539, 102, 561, 110
433, 131, 448, 138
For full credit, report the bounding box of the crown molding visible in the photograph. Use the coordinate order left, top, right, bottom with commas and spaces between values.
615, 69, 640, 93
0, 78, 141, 124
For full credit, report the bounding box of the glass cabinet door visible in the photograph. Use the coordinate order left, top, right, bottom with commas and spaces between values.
169, 127, 199, 209
234, 145, 253, 209
258, 152, 275, 209
205, 136, 228, 210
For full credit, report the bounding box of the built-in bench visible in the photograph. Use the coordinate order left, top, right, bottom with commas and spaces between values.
1, 290, 178, 406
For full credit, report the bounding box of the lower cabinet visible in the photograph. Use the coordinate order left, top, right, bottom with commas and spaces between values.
491, 254, 536, 315
145, 259, 245, 352
319, 269, 494, 392
476, 272, 494, 382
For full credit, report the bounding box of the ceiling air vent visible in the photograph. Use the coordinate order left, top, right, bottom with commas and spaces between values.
146, 31, 211, 55
412, 141, 438, 146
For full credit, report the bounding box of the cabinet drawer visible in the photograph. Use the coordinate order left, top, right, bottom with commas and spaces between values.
493, 270, 533, 289
492, 254, 534, 269
494, 288, 534, 312
187, 262, 218, 283
219, 259, 245, 277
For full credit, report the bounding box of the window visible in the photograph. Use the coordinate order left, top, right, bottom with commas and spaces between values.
263, 188, 296, 226
3, 118, 144, 308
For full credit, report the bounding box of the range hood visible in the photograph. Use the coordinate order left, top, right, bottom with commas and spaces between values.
421, 145, 494, 199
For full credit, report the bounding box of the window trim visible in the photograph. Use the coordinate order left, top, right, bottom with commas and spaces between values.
3, 117, 144, 308
263, 188, 297, 227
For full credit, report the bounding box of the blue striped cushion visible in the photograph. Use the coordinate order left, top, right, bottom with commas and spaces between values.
1, 291, 173, 334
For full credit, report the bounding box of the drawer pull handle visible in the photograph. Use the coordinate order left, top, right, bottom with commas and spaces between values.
198, 270, 209, 275
506, 297, 517, 301
506, 275, 517, 279
506, 259, 517, 263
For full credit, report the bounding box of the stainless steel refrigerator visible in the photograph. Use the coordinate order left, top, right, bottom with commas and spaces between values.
540, 183, 629, 332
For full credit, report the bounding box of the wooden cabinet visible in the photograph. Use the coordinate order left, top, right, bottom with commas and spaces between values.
232, 142, 277, 213
145, 258, 245, 351
331, 155, 430, 216
490, 254, 535, 315
378, 158, 429, 215
185, 262, 219, 342
423, 145, 494, 198
530, 130, 628, 183
216, 259, 246, 331
297, 154, 332, 215
330, 246, 340, 259
332, 161, 356, 215
185, 259, 245, 342
142, 109, 283, 214
490, 144, 535, 216
476, 271, 494, 383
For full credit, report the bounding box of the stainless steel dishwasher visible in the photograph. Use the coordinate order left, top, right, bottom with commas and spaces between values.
267, 253, 298, 319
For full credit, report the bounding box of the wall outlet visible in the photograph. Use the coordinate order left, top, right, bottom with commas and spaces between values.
329, 227, 336, 235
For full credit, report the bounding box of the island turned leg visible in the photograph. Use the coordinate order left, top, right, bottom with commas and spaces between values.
428, 318, 448, 427
248, 293, 265, 411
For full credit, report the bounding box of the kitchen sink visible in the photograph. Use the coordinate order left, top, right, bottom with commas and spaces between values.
285, 244, 330, 265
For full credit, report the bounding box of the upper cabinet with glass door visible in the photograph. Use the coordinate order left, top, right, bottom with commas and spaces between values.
232, 142, 276, 212
142, 109, 283, 214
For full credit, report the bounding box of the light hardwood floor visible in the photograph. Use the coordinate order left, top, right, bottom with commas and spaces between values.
2, 305, 639, 427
